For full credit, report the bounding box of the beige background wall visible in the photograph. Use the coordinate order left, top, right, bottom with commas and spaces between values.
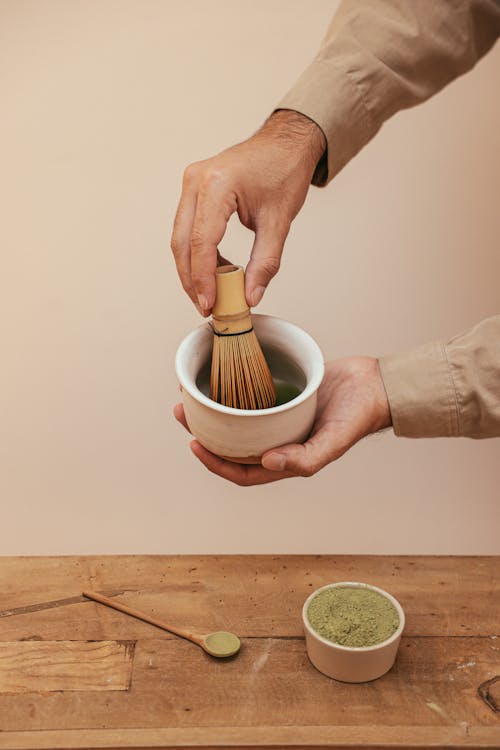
1, 0, 499, 555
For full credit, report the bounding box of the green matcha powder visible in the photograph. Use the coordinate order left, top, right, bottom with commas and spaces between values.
307, 587, 399, 648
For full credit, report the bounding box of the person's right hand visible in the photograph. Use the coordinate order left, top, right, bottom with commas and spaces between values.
171, 109, 326, 316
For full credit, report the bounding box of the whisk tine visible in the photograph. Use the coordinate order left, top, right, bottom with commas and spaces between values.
209, 265, 276, 410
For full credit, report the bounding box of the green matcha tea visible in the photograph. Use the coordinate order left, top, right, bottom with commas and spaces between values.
274, 381, 302, 406
307, 587, 399, 648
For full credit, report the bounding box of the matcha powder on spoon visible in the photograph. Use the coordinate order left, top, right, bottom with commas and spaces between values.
307, 587, 400, 648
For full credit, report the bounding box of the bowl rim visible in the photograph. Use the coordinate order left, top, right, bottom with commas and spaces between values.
302, 581, 405, 652
175, 313, 325, 417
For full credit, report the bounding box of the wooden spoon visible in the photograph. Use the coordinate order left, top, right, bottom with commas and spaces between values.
82, 590, 241, 658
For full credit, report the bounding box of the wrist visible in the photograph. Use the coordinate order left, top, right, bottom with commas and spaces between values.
258, 109, 326, 171
373, 359, 392, 432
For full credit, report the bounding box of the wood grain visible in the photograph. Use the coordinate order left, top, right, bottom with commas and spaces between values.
0, 640, 134, 693
1, 636, 498, 730
0, 555, 498, 749
0, 556, 498, 640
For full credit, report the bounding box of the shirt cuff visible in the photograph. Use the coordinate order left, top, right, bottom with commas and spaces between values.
276, 59, 374, 186
379, 341, 460, 438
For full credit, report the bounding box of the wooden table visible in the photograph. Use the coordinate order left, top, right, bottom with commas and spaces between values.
0, 556, 499, 749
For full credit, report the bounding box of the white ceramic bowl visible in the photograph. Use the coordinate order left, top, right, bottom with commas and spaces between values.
175, 314, 324, 463
302, 582, 405, 683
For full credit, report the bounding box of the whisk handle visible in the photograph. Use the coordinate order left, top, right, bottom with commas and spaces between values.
212, 265, 249, 320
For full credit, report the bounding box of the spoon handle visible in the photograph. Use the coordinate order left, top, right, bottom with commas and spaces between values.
82, 590, 203, 646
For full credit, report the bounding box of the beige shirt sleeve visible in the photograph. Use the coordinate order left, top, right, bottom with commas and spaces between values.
379, 316, 500, 438
278, 0, 500, 186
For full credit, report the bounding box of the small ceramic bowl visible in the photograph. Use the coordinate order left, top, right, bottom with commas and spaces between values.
302, 582, 405, 683
175, 314, 324, 463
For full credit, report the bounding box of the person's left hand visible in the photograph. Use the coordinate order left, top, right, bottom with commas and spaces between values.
173, 357, 392, 485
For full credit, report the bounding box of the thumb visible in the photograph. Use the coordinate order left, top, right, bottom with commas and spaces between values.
245, 219, 289, 307
261, 425, 343, 477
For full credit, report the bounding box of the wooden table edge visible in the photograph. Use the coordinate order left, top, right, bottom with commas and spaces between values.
0, 726, 499, 750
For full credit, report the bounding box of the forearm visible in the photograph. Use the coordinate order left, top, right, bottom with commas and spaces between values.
277, 0, 500, 185
379, 315, 500, 439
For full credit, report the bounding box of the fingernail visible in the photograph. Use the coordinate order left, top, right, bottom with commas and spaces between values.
197, 294, 209, 312
251, 286, 265, 307
262, 452, 286, 471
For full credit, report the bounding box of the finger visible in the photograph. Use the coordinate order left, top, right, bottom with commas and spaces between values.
190, 440, 293, 485
173, 403, 191, 434
261, 422, 343, 478
190, 177, 237, 314
245, 218, 289, 307
171, 178, 199, 307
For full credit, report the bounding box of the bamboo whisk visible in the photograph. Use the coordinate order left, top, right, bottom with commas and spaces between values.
210, 265, 276, 409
